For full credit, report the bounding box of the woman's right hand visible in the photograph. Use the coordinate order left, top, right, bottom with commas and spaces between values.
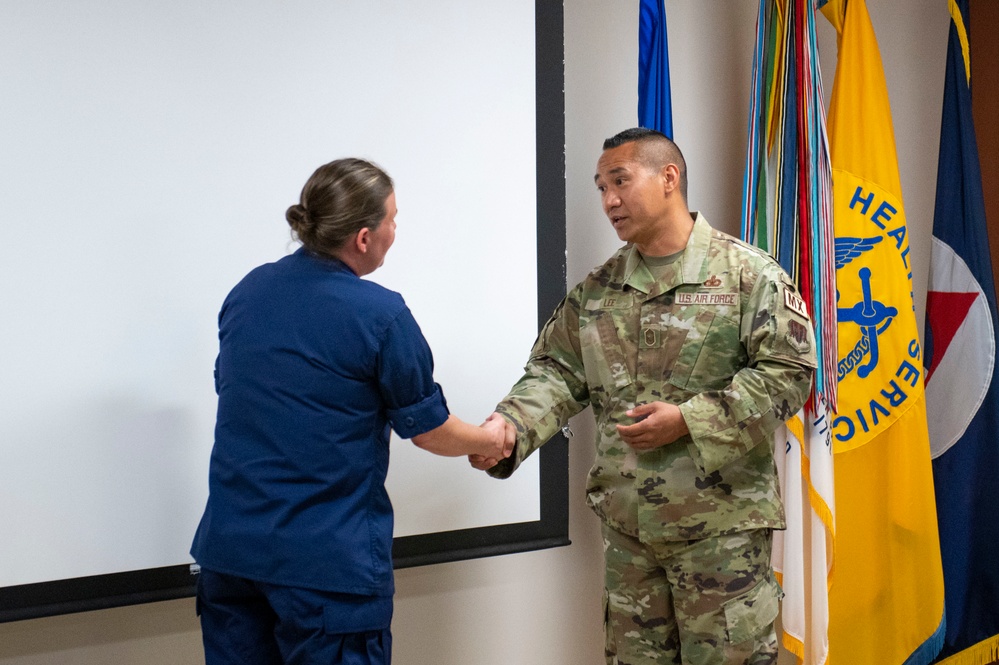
471, 413, 515, 469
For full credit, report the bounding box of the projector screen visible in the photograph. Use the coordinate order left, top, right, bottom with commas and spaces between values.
0, 0, 567, 621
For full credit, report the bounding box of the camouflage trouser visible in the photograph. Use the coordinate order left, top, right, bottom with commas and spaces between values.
603, 524, 781, 665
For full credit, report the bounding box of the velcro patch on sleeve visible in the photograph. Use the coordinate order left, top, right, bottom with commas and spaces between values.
783, 287, 810, 321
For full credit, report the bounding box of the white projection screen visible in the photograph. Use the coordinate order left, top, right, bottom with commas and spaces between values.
0, 1, 567, 621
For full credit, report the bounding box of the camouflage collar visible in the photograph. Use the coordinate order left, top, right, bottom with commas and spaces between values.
621, 212, 713, 296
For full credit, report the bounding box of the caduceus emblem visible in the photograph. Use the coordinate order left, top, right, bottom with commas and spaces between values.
836, 236, 898, 379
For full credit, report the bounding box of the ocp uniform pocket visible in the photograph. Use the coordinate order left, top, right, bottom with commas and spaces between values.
722, 575, 783, 644
669, 307, 751, 391
580, 298, 635, 398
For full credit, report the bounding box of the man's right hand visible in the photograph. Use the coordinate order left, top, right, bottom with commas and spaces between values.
471, 412, 515, 470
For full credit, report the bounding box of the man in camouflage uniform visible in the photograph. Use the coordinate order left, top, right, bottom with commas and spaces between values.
472, 128, 816, 664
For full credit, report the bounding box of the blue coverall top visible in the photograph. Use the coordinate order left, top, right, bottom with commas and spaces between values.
190, 248, 449, 596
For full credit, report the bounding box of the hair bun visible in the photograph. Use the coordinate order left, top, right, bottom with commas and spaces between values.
286, 203, 311, 233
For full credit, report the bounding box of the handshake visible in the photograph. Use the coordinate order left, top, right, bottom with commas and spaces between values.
411, 409, 516, 468
470, 412, 517, 471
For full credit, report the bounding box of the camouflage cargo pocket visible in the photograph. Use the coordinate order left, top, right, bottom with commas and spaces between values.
667, 308, 744, 393
580, 305, 634, 396
722, 575, 783, 644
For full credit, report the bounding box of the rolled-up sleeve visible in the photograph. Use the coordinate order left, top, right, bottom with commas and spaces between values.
377, 306, 449, 439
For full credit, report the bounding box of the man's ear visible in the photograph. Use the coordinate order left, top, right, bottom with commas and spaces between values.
662, 163, 680, 195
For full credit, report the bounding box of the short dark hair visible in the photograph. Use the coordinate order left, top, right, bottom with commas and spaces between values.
603, 127, 687, 201
285, 158, 394, 258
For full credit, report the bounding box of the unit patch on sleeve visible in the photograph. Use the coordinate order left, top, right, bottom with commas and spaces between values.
783, 287, 810, 320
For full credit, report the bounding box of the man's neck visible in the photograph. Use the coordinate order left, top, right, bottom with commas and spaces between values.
636, 210, 695, 257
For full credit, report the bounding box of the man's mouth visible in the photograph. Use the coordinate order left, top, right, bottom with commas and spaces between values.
611, 215, 626, 227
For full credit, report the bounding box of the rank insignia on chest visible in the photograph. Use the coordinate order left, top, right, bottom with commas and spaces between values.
675, 291, 737, 306
640, 327, 660, 348
783, 287, 810, 320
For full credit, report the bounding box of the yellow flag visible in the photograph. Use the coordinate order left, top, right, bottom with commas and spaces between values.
821, 0, 945, 663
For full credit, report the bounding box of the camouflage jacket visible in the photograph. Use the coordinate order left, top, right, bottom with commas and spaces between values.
491, 213, 816, 542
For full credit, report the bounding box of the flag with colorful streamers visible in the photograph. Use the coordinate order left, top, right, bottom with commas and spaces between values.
741, 1, 835, 662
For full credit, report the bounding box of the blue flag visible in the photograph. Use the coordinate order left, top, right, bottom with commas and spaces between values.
923, 1, 999, 662
638, 0, 672, 137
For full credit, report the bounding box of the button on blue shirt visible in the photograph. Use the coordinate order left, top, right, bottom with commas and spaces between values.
191, 248, 449, 595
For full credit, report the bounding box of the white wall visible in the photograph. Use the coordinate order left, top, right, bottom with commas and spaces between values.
0, 1, 949, 664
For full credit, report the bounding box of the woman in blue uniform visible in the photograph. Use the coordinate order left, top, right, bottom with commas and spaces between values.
190, 158, 512, 665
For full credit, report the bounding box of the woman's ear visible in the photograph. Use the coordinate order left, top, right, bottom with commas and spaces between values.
354, 227, 371, 254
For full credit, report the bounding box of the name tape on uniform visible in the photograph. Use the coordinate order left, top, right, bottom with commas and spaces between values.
675, 292, 737, 306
